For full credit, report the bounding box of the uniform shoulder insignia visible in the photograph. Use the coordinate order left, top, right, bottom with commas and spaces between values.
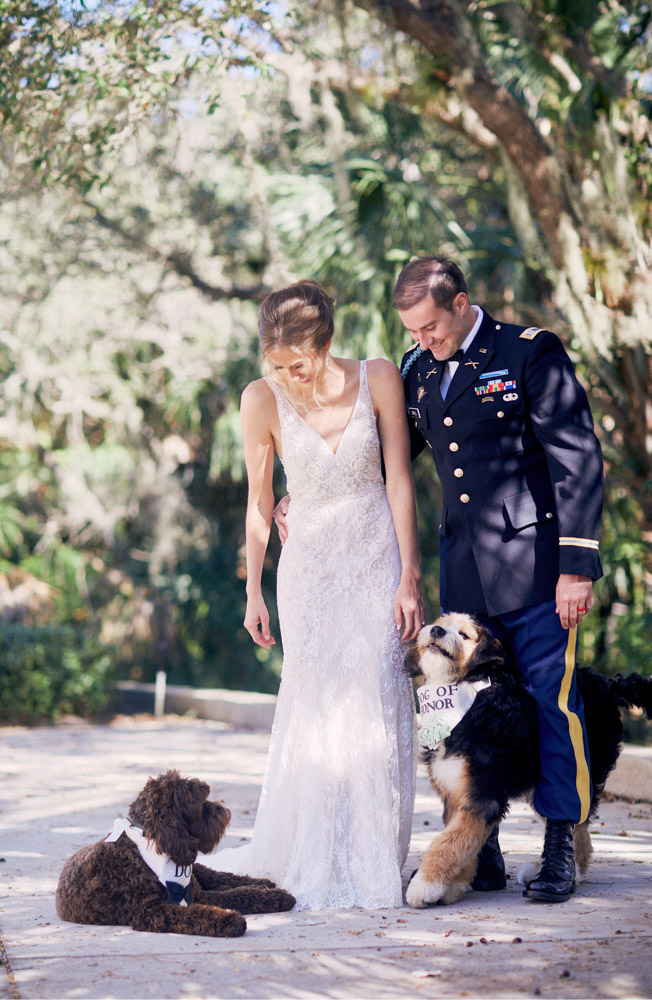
401, 345, 422, 379
519, 326, 547, 340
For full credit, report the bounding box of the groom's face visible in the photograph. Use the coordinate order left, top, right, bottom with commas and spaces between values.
397, 292, 472, 360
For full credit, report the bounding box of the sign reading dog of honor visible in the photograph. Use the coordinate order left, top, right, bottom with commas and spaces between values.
416, 679, 491, 749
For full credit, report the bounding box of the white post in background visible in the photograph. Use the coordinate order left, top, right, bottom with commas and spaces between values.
154, 671, 167, 717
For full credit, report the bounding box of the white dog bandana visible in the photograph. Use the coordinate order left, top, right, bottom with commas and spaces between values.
105, 817, 193, 905
417, 679, 491, 749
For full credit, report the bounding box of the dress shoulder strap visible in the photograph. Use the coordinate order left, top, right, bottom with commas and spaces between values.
263, 375, 281, 399
358, 361, 373, 409
263, 376, 292, 413
263, 378, 298, 439
358, 359, 376, 418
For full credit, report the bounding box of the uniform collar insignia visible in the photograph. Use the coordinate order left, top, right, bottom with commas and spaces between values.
438, 311, 497, 407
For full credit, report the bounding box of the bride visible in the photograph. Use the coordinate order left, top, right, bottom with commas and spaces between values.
203, 279, 422, 910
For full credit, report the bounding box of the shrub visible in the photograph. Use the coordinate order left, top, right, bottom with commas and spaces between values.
0, 623, 116, 724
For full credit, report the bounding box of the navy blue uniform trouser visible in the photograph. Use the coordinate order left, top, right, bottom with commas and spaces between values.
458, 600, 592, 824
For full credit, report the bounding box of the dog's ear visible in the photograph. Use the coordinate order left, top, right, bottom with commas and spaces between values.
403, 643, 423, 678
154, 826, 198, 868
464, 625, 507, 678
129, 770, 207, 866
196, 800, 231, 854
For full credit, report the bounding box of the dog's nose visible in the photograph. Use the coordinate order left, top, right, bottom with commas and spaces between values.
431, 625, 446, 639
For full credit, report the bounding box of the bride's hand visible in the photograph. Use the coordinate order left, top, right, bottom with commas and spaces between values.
273, 495, 291, 545
394, 571, 425, 641
244, 594, 276, 649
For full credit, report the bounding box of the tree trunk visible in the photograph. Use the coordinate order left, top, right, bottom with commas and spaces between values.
354, 0, 651, 535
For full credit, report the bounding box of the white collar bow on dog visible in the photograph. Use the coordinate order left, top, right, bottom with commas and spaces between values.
417, 679, 491, 749
105, 817, 192, 905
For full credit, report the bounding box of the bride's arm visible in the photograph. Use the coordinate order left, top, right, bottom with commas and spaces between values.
368, 359, 424, 640
241, 381, 277, 649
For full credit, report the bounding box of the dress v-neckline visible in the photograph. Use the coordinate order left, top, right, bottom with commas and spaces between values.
284, 362, 363, 458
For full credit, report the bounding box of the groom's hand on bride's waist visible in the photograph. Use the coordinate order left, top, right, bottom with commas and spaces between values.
274, 495, 291, 545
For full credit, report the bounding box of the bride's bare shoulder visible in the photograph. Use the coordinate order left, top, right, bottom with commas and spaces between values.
241, 378, 275, 406
366, 358, 401, 385
241, 379, 278, 426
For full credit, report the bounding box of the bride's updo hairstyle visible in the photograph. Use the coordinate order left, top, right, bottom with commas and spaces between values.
259, 279, 334, 405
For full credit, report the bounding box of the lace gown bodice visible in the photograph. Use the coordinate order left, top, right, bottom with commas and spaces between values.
203, 361, 416, 910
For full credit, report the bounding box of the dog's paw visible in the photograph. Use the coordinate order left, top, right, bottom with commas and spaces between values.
406, 870, 446, 908
269, 889, 296, 911
516, 862, 539, 886
217, 911, 247, 937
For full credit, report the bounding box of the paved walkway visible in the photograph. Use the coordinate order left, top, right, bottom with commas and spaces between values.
1, 716, 651, 1000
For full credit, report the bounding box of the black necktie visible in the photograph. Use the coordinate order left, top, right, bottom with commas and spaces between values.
444, 349, 464, 364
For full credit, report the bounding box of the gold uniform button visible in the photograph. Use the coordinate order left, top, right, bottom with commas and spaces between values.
496, 324, 502, 330
546, 512, 554, 519
460, 493, 470, 503
443, 416, 453, 426
454, 468, 464, 478
449, 442, 459, 452
497, 410, 505, 418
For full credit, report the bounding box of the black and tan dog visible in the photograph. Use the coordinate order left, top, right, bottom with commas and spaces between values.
56, 770, 295, 937
405, 612, 652, 907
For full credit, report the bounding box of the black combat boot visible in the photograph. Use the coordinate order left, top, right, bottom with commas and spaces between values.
523, 819, 576, 902
471, 825, 507, 891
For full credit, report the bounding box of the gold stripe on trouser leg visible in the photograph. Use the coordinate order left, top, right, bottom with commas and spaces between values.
557, 626, 591, 823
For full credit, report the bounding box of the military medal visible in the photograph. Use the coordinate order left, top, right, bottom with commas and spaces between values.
475, 379, 517, 397
417, 386, 426, 402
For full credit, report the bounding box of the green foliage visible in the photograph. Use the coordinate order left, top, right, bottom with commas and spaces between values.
579, 486, 651, 677
605, 608, 652, 678
0, 0, 265, 191
0, 0, 648, 701
0, 623, 116, 724
0, 501, 26, 556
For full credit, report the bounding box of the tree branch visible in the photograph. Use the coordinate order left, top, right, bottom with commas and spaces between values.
82, 200, 269, 303
485, 1, 627, 96
353, 0, 576, 265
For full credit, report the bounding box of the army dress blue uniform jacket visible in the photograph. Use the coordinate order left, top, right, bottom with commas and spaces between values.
401, 310, 604, 617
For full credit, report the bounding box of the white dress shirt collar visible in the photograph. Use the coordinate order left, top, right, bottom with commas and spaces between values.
440, 306, 483, 399
460, 305, 483, 354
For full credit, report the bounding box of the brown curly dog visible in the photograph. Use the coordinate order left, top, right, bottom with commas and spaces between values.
56, 769, 296, 937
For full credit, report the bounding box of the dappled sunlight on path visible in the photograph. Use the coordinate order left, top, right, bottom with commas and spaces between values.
1, 718, 651, 998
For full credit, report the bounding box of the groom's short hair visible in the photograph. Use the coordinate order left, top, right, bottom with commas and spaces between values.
393, 256, 467, 312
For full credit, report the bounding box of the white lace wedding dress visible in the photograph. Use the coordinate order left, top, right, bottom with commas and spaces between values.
202, 361, 416, 909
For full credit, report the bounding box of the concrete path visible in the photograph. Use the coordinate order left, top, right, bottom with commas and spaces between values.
1, 716, 651, 1000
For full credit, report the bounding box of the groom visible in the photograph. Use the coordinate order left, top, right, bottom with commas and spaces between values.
395, 255, 604, 902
